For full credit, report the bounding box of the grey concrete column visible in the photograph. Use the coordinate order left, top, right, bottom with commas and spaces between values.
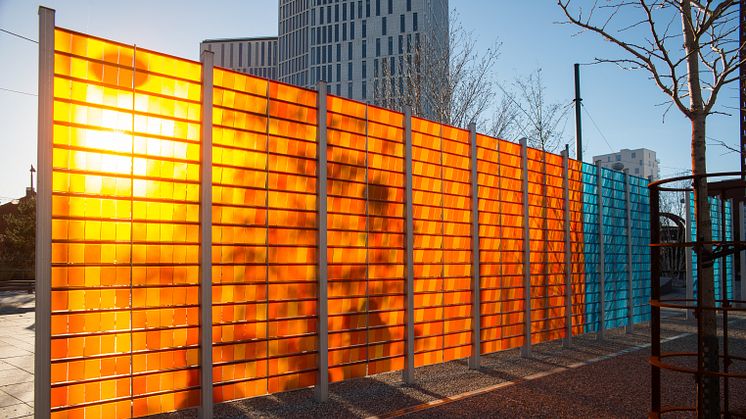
519, 139, 531, 357
624, 170, 634, 333
403, 107, 415, 384
595, 163, 605, 340
198, 50, 214, 419
468, 122, 481, 369
35, 7, 55, 419
561, 148, 572, 347
315, 82, 329, 402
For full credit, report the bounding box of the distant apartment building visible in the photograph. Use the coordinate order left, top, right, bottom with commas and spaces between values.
201, 0, 449, 118
593, 148, 660, 180
200, 37, 278, 80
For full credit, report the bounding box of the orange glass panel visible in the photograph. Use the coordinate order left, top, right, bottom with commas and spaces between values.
211, 68, 270, 402
51, 28, 202, 417
266, 80, 318, 392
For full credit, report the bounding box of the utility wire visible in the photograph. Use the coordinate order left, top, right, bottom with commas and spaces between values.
580, 102, 615, 153
0, 28, 37, 44
0, 87, 37, 97
0, 28, 38, 44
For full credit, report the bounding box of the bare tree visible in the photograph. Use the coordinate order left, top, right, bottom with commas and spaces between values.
512, 69, 571, 152
557, 1, 742, 414
375, 9, 500, 128
488, 93, 521, 140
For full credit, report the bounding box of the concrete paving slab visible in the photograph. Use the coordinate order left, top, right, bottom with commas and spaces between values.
0, 389, 22, 408
0, 291, 35, 413
0, 382, 33, 404
0, 402, 34, 418
2, 356, 34, 374
0, 369, 33, 387
0, 347, 32, 359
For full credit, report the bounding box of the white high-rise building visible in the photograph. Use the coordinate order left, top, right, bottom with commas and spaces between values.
200, 37, 278, 80
593, 148, 660, 180
202, 0, 449, 117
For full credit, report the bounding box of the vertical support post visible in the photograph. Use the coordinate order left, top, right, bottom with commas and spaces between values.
468, 122, 481, 369
624, 170, 634, 333
519, 139, 531, 357
315, 82, 329, 402
35, 7, 55, 419
720, 197, 730, 305
561, 147, 573, 347
198, 50, 214, 419
403, 107, 415, 384
574, 63, 583, 162
741, 203, 745, 307
685, 192, 694, 318
729, 200, 737, 304
596, 163, 606, 339
650, 185, 662, 417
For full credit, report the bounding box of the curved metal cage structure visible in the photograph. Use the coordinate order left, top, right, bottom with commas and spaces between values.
649, 171, 746, 418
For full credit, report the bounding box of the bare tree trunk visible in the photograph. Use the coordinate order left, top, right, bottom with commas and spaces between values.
557, 0, 740, 414
692, 112, 719, 416
682, 1, 718, 412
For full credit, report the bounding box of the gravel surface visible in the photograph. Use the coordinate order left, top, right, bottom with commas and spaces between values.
409, 327, 746, 419
149, 312, 746, 419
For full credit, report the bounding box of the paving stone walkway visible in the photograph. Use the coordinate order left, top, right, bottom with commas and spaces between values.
0, 291, 36, 418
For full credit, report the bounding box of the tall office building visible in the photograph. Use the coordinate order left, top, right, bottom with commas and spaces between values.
297, 0, 448, 107
278, 0, 311, 87
202, 0, 448, 116
200, 37, 279, 80
593, 148, 660, 180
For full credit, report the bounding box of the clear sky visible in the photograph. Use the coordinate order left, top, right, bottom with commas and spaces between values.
0, 0, 740, 202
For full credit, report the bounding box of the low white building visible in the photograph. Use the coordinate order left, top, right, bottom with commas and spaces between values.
593, 148, 660, 180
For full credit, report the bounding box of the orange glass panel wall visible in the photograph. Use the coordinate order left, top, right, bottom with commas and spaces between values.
526, 150, 568, 344
475, 133, 503, 354
411, 118, 444, 367
211, 69, 270, 402
41, 23, 653, 419
325, 97, 407, 380
326, 95, 369, 381
365, 105, 406, 375
498, 139, 527, 350
265, 81, 319, 393
50, 28, 202, 417
439, 125, 472, 362
568, 159, 587, 335
410, 119, 474, 367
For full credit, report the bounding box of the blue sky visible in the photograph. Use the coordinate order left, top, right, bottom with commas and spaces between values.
0, 0, 740, 202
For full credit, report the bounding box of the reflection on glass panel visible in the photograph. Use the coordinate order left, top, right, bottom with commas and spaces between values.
51, 28, 202, 417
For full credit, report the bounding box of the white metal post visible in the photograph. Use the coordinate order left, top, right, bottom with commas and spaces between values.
561, 148, 572, 347
315, 82, 329, 402
685, 192, 693, 317
35, 7, 54, 419
403, 107, 415, 384
596, 163, 606, 340
468, 122, 481, 369
198, 50, 214, 419
520, 139, 531, 357
624, 170, 634, 333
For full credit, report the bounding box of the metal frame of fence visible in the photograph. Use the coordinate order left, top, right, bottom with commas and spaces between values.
34, 10, 652, 418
